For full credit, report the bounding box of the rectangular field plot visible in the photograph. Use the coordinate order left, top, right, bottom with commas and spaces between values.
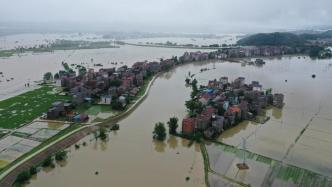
26, 121, 69, 130
8, 143, 34, 153
19, 139, 41, 147
307, 117, 332, 134
0, 149, 24, 161
16, 127, 40, 135
31, 129, 59, 141
46, 122, 69, 130
285, 127, 332, 176
15, 121, 70, 139
0, 136, 24, 152
245, 121, 302, 161
0, 138, 41, 168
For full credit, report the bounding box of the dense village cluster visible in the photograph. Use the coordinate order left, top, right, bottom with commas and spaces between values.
45, 47, 288, 122
210, 46, 300, 59
182, 76, 284, 139
47, 60, 162, 121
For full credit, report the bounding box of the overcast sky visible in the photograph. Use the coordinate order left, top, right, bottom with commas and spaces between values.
1, 0, 332, 33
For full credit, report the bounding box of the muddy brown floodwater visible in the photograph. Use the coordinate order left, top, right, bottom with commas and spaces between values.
26, 56, 332, 187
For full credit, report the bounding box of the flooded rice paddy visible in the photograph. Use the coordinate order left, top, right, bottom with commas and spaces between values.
24, 56, 332, 187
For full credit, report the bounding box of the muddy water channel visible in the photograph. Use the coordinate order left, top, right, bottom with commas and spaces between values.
27, 57, 332, 187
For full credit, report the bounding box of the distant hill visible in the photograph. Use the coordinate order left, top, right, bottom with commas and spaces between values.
237, 32, 305, 46
237, 30, 332, 46
300, 30, 332, 40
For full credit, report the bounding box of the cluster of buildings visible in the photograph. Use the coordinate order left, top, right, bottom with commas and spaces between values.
182, 76, 284, 139
46, 47, 288, 122
48, 57, 183, 120
209, 46, 299, 59
179, 51, 210, 62
177, 46, 300, 63
46, 101, 89, 122
54, 61, 164, 107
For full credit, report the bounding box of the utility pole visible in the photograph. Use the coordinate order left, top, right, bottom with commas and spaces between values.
242, 137, 246, 165
236, 137, 249, 170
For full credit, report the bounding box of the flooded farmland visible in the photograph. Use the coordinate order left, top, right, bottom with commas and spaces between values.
24, 56, 332, 187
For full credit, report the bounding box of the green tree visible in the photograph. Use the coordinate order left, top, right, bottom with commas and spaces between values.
55, 151, 68, 161
167, 117, 178, 134
111, 100, 124, 110
217, 105, 225, 116
190, 78, 199, 98
43, 72, 53, 82
109, 79, 122, 87
185, 100, 203, 116
153, 122, 166, 141
59, 70, 67, 77
191, 79, 198, 91
185, 78, 191, 85
111, 124, 120, 131
29, 166, 37, 175
42, 156, 54, 167
62, 61, 71, 71
79, 66, 87, 75
99, 127, 108, 140
54, 73, 60, 79
185, 100, 197, 113
16, 170, 31, 183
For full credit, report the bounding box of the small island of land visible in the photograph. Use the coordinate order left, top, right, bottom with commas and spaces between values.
0, 39, 119, 57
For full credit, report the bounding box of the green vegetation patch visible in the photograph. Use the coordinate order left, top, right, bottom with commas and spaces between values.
75, 104, 111, 116
276, 165, 332, 187
0, 160, 9, 168
0, 86, 71, 129
0, 50, 15, 57
237, 32, 305, 46
0, 40, 118, 58
255, 155, 272, 165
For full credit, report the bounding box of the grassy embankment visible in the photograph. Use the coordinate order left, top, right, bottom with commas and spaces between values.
0, 86, 71, 129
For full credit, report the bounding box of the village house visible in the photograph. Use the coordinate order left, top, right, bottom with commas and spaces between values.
182, 117, 196, 134
160, 59, 174, 70
47, 101, 65, 119
220, 76, 229, 85
71, 86, 91, 105
147, 62, 161, 73
211, 115, 224, 133
99, 95, 112, 105
273, 93, 284, 108
196, 106, 216, 130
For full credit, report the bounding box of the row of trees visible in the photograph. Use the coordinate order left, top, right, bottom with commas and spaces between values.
185, 78, 204, 117
15, 150, 68, 185
153, 117, 179, 141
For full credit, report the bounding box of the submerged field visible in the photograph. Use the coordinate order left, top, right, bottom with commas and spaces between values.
0, 86, 71, 129
205, 142, 332, 187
